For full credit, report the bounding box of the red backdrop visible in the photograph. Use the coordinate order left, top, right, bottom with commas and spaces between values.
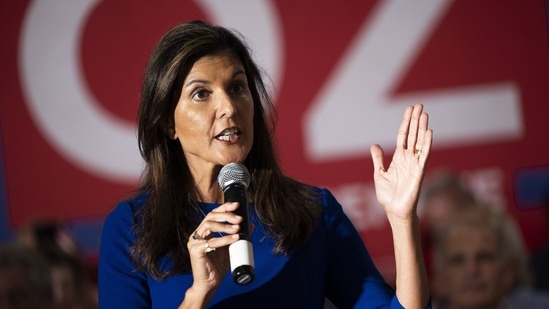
1, 0, 548, 282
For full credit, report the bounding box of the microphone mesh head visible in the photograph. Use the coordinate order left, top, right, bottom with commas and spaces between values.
217, 163, 251, 190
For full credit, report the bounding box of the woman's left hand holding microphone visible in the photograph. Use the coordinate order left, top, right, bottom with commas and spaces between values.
180, 202, 243, 309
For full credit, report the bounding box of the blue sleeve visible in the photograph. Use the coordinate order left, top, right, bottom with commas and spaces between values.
321, 189, 406, 309
98, 201, 151, 308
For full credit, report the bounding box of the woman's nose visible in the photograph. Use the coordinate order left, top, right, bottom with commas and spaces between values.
463, 259, 482, 276
216, 91, 236, 118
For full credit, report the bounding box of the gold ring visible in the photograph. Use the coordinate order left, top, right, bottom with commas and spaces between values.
205, 241, 216, 253
414, 149, 422, 155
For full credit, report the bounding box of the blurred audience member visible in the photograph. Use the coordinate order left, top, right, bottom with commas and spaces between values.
0, 244, 55, 309
421, 170, 476, 235
420, 170, 476, 283
17, 221, 79, 258
432, 205, 549, 309
17, 221, 97, 309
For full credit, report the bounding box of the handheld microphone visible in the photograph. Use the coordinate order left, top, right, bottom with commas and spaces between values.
217, 162, 254, 285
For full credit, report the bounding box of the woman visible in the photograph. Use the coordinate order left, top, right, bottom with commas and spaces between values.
98, 20, 432, 309
431, 204, 549, 309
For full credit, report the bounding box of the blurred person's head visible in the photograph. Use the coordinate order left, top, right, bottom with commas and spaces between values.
432, 205, 523, 309
0, 244, 54, 309
17, 221, 79, 257
16, 221, 97, 309
421, 170, 475, 234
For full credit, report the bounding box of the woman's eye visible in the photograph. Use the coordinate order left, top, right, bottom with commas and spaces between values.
447, 254, 464, 267
477, 251, 496, 263
230, 82, 244, 95
192, 90, 209, 101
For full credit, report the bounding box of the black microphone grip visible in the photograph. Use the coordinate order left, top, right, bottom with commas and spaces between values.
224, 183, 251, 239
223, 183, 254, 285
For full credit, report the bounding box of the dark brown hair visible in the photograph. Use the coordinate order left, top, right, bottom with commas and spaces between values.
130, 20, 321, 280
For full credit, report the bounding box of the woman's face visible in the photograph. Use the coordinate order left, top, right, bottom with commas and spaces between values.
437, 224, 512, 309
173, 52, 254, 175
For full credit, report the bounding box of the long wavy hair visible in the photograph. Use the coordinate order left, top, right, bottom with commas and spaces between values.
130, 20, 321, 280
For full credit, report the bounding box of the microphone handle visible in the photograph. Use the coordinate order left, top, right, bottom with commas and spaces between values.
224, 183, 251, 238
224, 183, 254, 285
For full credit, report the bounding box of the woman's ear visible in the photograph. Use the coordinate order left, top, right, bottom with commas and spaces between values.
162, 123, 177, 140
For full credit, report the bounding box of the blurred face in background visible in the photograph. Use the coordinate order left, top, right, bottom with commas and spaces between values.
436, 223, 513, 309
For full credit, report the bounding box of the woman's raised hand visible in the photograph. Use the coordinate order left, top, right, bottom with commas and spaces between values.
370, 103, 433, 221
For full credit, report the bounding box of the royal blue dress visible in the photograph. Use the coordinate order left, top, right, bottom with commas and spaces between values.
98, 187, 412, 308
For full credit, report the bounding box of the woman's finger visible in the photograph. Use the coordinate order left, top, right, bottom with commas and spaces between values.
370, 144, 386, 174
211, 201, 239, 213
406, 104, 424, 154
188, 232, 239, 258
396, 105, 413, 149
414, 112, 429, 157
192, 219, 241, 239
